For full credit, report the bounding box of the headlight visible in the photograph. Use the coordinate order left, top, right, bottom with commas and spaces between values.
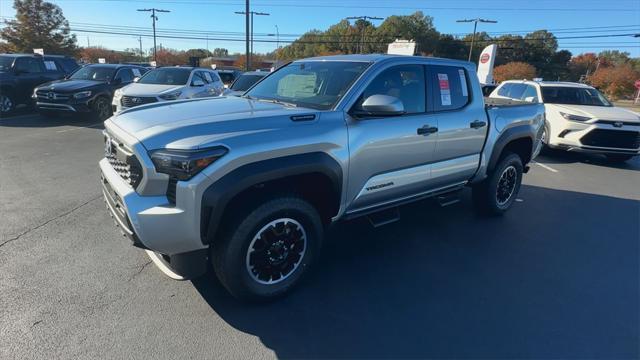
74, 91, 92, 99
149, 147, 228, 181
559, 112, 591, 122
159, 90, 182, 100
113, 89, 123, 98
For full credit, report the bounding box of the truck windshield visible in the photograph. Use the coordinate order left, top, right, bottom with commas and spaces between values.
541, 86, 612, 107
138, 68, 191, 85
245, 61, 371, 110
0, 56, 15, 71
70, 66, 116, 81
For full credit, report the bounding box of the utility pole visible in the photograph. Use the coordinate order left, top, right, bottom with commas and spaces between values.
137, 8, 170, 62
138, 36, 143, 60
346, 16, 383, 53
456, 18, 497, 62
235, 8, 270, 70
87, 36, 90, 47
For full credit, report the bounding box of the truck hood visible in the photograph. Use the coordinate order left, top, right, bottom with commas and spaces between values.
120, 83, 184, 96
37, 79, 105, 92
109, 96, 318, 150
548, 104, 640, 122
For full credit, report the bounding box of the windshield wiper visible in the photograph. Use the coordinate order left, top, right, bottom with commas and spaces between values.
243, 95, 297, 108
257, 98, 298, 108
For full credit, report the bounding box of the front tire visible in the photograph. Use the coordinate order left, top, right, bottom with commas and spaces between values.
473, 152, 523, 216
212, 195, 323, 301
91, 96, 112, 121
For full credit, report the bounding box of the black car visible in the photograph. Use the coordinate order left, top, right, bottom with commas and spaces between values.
223, 71, 268, 96
216, 69, 243, 88
33, 64, 148, 120
0, 53, 80, 115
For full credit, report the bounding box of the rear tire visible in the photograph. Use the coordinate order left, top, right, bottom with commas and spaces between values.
212, 195, 323, 302
606, 154, 634, 163
473, 152, 523, 216
0, 92, 15, 116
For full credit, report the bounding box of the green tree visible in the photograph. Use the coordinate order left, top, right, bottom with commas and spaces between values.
597, 50, 631, 67
212, 48, 229, 57
0, 0, 77, 55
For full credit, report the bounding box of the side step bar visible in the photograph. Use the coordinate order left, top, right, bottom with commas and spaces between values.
367, 207, 401, 227
436, 190, 462, 207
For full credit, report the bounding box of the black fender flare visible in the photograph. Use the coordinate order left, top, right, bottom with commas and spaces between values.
200, 152, 343, 245
488, 125, 536, 172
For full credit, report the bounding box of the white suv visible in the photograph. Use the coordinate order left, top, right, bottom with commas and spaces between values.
490, 80, 640, 162
112, 67, 224, 113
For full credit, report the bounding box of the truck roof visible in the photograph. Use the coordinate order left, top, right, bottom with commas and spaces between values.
299, 54, 472, 67
502, 79, 593, 88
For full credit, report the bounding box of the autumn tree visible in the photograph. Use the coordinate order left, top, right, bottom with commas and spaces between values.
493, 62, 537, 82
589, 64, 640, 100
0, 0, 77, 55
568, 53, 598, 81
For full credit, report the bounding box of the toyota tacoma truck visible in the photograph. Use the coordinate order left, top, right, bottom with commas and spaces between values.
100, 54, 544, 301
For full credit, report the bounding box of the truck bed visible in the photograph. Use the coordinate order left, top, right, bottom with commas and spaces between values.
484, 97, 534, 108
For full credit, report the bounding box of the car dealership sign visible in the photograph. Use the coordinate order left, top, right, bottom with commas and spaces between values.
387, 40, 416, 56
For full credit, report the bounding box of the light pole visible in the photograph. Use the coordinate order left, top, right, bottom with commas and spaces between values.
346, 16, 384, 53
235, 10, 270, 69
137, 8, 170, 63
456, 18, 497, 62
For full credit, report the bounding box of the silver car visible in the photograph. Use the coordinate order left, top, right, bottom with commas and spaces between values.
112, 67, 224, 112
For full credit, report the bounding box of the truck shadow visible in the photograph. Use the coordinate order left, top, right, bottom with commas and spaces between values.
192, 185, 639, 359
537, 150, 640, 171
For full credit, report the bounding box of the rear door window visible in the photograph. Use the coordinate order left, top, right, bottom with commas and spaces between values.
428, 65, 470, 111
15, 57, 44, 73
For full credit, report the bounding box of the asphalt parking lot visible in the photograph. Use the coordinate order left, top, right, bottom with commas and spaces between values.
1, 112, 639, 359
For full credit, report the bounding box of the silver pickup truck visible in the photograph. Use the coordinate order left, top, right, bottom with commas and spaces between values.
100, 54, 544, 301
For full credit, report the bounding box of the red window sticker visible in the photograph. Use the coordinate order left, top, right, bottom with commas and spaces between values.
438, 73, 450, 90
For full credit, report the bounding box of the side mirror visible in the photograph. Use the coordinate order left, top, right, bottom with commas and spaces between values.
524, 96, 537, 103
192, 79, 205, 87
355, 95, 405, 117
14, 68, 26, 75
111, 77, 122, 85
133, 77, 140, 83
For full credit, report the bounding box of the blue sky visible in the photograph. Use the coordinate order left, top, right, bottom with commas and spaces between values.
1, 0, 639, 57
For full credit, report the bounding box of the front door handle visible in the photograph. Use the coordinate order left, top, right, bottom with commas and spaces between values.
470, 120, 487, 129
417, 125, 438, 135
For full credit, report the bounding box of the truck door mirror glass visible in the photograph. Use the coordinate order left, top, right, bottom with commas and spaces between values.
133, 77, 140, 83
524, 96, 537, 103
356, 95, 405, 117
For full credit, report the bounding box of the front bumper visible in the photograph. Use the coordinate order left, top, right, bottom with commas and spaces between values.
99, 158, 207, 255
549, 122, 640, 155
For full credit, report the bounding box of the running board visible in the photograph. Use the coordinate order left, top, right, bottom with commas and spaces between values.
367, 207, 400, 228
436, 190, 461, 207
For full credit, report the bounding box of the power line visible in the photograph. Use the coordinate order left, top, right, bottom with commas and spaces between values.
456, 18, 497, 61
136, 8, 170, 62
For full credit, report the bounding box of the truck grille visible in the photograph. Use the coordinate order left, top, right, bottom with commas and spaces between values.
105, 136, 143, 188
121, 96, 158, 108
580, 129, 640, 149
36, 90, 70, 101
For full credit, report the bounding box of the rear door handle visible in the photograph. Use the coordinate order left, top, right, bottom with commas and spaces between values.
417, 125, 438, 135
470, 120, 487, 129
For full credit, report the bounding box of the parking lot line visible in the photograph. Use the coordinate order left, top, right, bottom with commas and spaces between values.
533, 161, 559, 173
56, 122, 104, 133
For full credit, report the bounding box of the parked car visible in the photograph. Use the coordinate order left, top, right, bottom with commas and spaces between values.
490, 80, 640, 162
33, 64, 148, 120
223, 70, 268, 96
99, 54, 544, 301
0, 53, 79, 115
112, 67, 224, 113
216, 69, 242, 88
